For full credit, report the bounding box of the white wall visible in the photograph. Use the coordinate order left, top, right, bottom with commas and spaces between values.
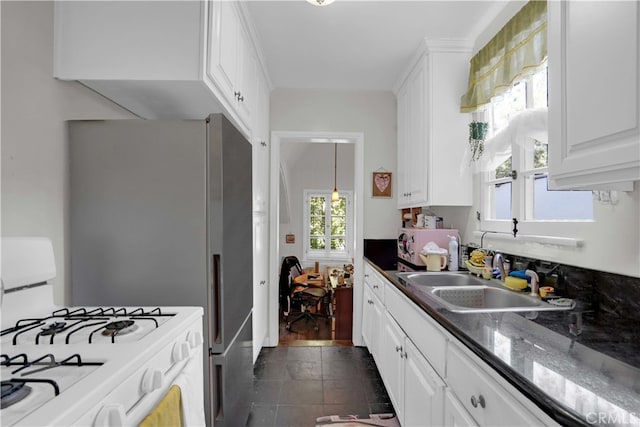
1, 1, 136, 304
271, 89, 398, 240
279, 142, 354, 265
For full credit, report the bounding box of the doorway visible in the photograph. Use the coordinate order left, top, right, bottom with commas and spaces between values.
267, 131, 364, 348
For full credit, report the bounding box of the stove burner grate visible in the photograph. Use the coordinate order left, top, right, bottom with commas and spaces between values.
2, 353, 103, 376
1, 306, 174, 345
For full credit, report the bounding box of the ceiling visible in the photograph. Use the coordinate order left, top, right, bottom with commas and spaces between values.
246, 0, 509, 91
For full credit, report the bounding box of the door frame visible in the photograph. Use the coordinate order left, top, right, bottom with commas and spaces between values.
267, 130, 364, 347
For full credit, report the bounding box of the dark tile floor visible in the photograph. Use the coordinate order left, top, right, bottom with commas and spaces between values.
247, 346, 395, 427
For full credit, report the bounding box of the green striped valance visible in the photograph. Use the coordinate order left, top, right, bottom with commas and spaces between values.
460, 0, 548, 113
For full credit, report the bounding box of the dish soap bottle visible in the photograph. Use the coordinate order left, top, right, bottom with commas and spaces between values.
447, 235, 459, 271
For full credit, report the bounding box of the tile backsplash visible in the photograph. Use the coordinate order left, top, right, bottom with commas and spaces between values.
503, 253, 640, 321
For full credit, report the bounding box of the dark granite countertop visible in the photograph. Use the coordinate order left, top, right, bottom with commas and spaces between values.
365, 259, 640, 427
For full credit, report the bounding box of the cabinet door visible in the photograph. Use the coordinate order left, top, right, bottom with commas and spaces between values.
396, 81, 410, 208
207, 1, 239, 103
380, 311, 405, 423
447, 343, 542, 426
362, 286, 373, 349
252, 213, 268, 362
548, 0, 640, 189
252, 119, 269, 212
403, 339, 445, 427
406, 61, 427, 205
444, 390, 479, 427
236, 22, 255, 127
362, 284, 382, 360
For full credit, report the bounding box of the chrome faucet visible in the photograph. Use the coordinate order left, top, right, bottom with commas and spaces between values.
493, 253, 506, 282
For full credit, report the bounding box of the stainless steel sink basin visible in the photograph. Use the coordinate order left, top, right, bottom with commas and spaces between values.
429, 285, 571, 313
397, 272, 485, 287
395, 271, 573, 313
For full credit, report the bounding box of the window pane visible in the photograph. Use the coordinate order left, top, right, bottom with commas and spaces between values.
493, 83, 526, 133
310, 197, 325, 215
331, 217, 346, 236
310, 237, 325, 250
533, 176, 593, 220
331, 238, 346, 251
532, 68, 548, 108
534, 141, 547, 168
495, 157, 512, 179
310, 217, 325, 235
331, 198, 346, 215
495, 182, 512, 220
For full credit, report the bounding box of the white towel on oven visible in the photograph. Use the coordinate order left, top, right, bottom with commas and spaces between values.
173, 357, 206, 427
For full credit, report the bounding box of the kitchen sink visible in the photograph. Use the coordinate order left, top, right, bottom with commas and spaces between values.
395, 271, 573, 314
396, 271, 485, 287
429, 285, 571, 313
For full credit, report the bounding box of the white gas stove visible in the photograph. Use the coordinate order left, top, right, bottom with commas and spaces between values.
1, 238, 205, 426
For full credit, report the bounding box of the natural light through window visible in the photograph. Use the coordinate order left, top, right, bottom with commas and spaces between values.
304, 190, 352, 261
481, 63, 593, 236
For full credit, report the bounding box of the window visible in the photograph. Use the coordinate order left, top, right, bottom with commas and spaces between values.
481, 64, 593, 237
303, 190, 352, 261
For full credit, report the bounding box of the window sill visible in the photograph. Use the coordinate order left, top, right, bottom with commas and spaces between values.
473, 231, 584, 248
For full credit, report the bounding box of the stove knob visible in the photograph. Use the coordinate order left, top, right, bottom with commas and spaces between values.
172, 341, 190, 362
187, 331, 203, 349
94, 404, 125, 426
141, 368, 163, 394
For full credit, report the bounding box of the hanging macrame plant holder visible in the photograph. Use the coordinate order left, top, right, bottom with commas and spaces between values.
468, 121, 488, 162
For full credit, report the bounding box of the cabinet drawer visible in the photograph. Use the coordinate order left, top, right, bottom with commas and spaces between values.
364, 263, 385, 304
447, 343, 543, 426
385, 283, 446, 378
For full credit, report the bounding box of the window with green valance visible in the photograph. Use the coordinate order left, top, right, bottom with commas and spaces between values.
460, 1, 548, 113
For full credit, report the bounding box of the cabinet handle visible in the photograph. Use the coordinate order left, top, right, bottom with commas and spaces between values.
470, 395, 486, 409
260, 141, 267, 147
395, 345, 402, 352
373, 284, 379, 289
364, 274, 369, 278
234, 91, 240, 100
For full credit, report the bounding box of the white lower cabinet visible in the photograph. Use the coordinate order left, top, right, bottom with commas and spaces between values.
362, 284, 383, 363
362, 261, 557, 427
380, 311, 445, 427
444, 390, 479, 427
380, 311, 405, 414
445, 343, 545, 427
403, 338, 445, 427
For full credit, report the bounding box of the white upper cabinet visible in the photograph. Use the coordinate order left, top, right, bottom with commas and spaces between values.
54, 1, 266, 138
548, 1, 640, 190
395, 40, 473, 208
208, 1, 256, 129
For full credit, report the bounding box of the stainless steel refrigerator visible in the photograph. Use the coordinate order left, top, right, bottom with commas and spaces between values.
69, 114, 253, 427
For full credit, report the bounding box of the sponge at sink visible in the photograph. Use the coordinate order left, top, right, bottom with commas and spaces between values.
503, 276, 528, 291
509, 270, 531, 281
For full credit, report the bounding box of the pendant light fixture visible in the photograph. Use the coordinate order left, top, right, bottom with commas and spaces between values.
306, 0, 336, 6
331, 143, 339, 202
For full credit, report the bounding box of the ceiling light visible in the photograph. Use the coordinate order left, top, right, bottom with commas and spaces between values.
306, 0, 336, 6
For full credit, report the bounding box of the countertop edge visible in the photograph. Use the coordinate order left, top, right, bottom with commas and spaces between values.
364, 258, 587, 427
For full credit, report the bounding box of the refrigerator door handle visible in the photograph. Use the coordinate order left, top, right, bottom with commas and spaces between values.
213, 362, 224, 422
212, 254, 222, 345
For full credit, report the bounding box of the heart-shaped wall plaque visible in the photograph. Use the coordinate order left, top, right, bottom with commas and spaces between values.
373, 172, 392, 197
